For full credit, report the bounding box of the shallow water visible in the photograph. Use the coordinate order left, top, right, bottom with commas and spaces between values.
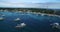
0, 12, 60, 32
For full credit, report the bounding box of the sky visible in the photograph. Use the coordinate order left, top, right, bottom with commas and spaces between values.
0, 0, 60, 9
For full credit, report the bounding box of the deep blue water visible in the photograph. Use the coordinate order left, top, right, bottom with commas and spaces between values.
0, 12, 60, 32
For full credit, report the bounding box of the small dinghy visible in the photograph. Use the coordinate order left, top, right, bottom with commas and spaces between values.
50, 23, 60, 29
0, 17, 4, 21
14, 18, 20, 21
16, 23, 26, 28
41, 14, 45, 16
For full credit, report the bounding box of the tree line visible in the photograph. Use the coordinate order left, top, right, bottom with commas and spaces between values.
0, 8, 60, 15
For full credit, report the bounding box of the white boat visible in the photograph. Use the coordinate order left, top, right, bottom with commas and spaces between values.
50, 23, 60, 29
19, 11, 22, 12
41, 14, 45, 16
0, 17, 4, 21
16, 23, 26, 28
14, 18, 20, 21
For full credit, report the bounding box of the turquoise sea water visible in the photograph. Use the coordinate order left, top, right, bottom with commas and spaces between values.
0, 12, 60, 32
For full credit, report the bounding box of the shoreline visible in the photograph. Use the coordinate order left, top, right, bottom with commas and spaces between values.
0, 11, 60, 17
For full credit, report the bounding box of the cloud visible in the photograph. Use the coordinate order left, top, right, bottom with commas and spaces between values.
0, 0, 60, 3
0, 0, 40, 3
0, 2, 60, 9
0, 2, 41, 8
0, 0, 60, 9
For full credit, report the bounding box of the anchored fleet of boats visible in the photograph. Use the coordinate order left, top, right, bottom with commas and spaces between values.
0, 12, 60, 29
0, 14, 26, 28
0, 17, 26, 28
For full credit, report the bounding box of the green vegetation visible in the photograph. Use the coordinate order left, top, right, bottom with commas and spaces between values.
0, 8, 60, 15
